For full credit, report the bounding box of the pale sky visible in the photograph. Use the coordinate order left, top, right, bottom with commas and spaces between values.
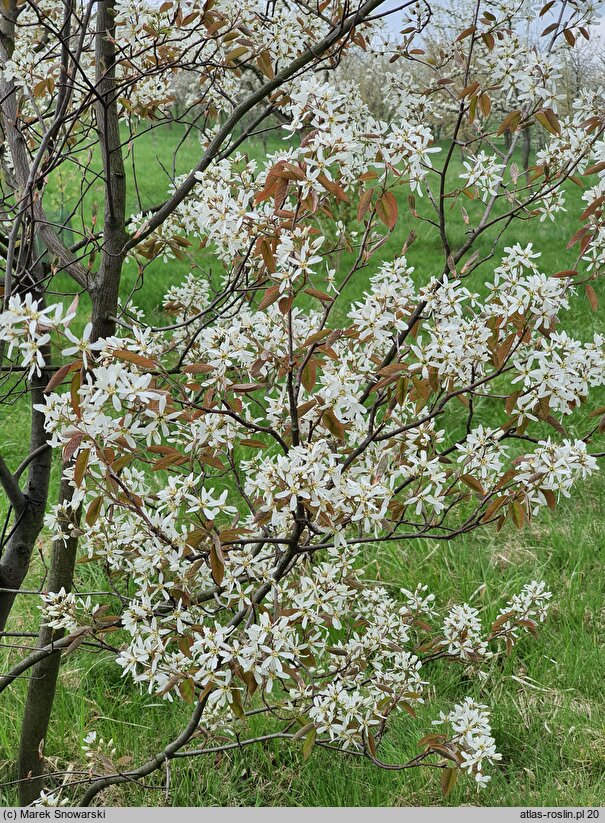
378, 0, 605, 43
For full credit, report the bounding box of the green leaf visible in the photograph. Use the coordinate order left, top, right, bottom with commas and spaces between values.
302, 728, 317, 760
230, 687, 245, 720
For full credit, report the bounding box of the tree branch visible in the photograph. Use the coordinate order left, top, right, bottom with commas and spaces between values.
0, 633, 75, 694
123, 0, 391, 253
79, 694, 210, 806
0, 453, 24, 512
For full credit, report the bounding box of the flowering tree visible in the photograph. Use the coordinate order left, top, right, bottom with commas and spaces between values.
1, 0, 605, 807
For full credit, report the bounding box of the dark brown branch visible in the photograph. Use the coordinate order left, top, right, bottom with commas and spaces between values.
123, 0, 393, 254
0, 453, 24, 512
79, 694, 210, 806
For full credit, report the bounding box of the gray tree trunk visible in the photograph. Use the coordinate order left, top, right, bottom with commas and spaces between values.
0, 359, 52, 632
18, 0, 127, 803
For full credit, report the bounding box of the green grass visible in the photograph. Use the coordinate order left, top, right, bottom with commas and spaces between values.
1, 487, 603, 806
0, 124, 604, 807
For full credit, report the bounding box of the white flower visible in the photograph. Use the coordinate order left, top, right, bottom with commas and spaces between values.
460, 151, 505, 199
32, 790, 69, 807
61, 322, 104, 368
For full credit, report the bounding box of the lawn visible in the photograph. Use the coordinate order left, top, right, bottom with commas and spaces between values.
0, 122, 604, 807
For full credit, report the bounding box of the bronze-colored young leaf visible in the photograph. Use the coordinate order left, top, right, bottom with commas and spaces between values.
357, 187, 374, 222
85, 495, 103, 527
585, 284, 598, 311
74, 448, 90, 488
112, 349, 158, 370
441, 767, 458, 798
511, 500, 525, 529
375, 191, 398, 230
209, 542, 225, 586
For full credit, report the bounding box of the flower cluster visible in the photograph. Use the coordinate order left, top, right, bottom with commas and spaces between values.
40, 588, 93, 633
460, 151, 506, 200
442, 604, 489, 661
0, 295, 76, 378
433, 698, 502, 788
493, 580, 552, 639
516, 440, 597, 514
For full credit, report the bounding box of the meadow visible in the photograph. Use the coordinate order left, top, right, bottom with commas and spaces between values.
0, 122, 604, 807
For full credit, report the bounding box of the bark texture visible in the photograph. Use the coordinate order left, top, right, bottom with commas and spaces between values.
17, 0, 127, 803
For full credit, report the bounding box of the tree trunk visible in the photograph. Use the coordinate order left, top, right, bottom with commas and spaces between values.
16, 481, 80, 805
17, 0, 127, 803
0, 3, 54, 635
0, 365, 52, 633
